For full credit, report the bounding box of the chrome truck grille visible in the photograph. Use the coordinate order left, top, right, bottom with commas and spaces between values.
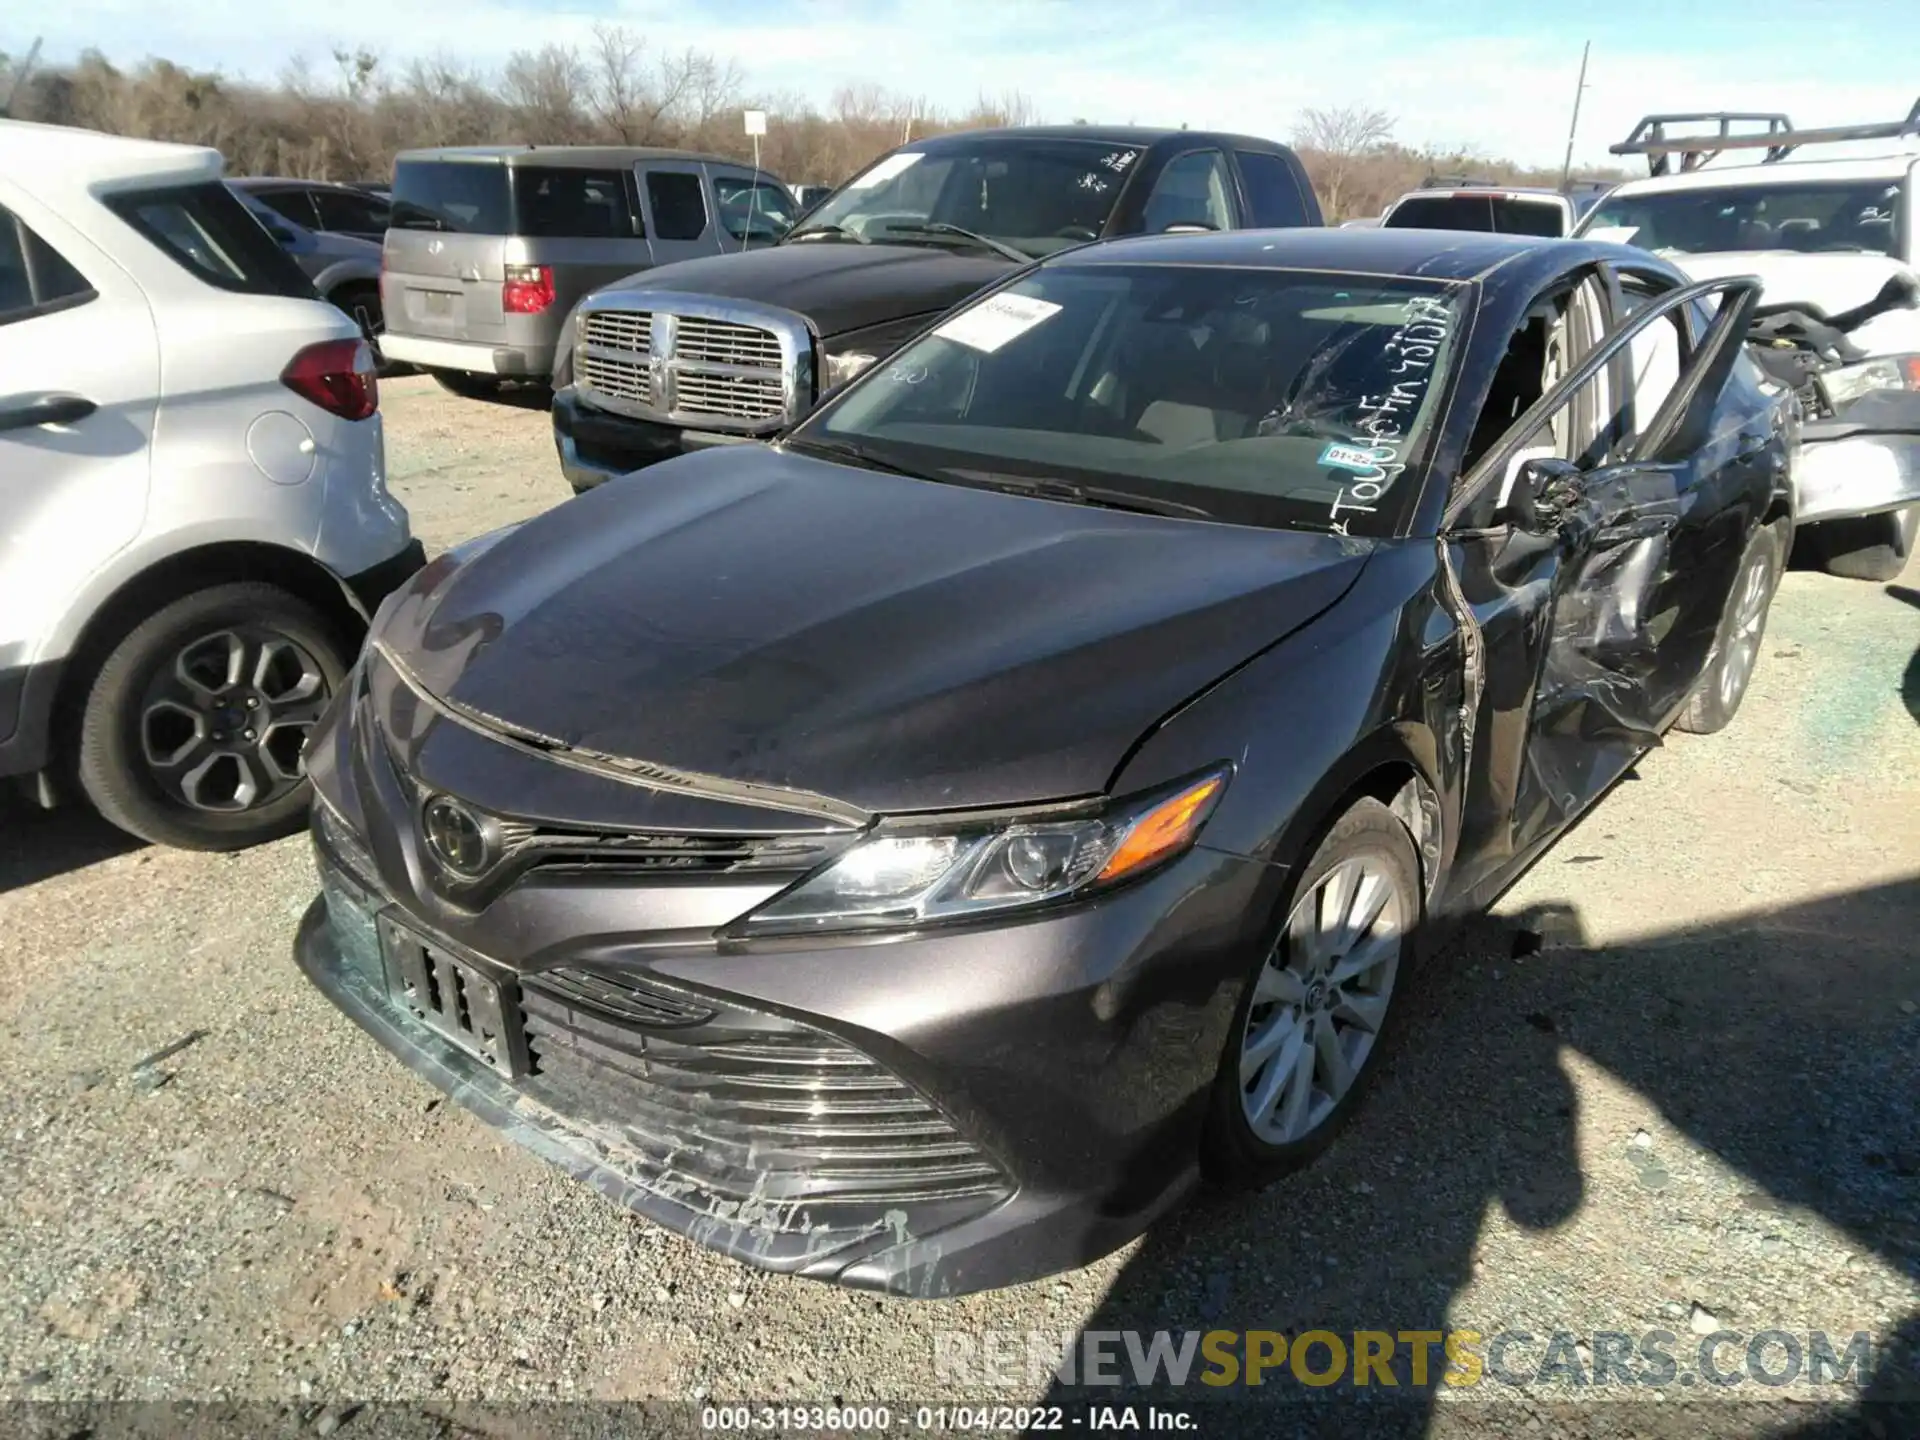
575, 293, 813, 431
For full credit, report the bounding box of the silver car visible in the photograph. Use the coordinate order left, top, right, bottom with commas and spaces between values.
377, 146, 797, 397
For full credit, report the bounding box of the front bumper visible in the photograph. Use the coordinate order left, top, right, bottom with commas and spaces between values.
552, 386, 773, 491
293, 826, 1268, 1295
1795, 389, 1920, 526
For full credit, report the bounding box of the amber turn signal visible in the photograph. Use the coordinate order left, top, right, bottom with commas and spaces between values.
1097, 773, 1227, 883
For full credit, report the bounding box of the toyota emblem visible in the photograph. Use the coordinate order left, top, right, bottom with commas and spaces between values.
422, 795, 493, 878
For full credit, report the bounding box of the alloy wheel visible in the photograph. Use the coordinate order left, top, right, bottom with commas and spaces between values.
136, 626, 332, 813
1716, 550, 1772, 712
1239, 856, 1405, 1145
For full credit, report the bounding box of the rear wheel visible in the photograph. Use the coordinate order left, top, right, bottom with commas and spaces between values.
1807, 503, 1918, 583
1675, 524, 1782, 735
431, 370, 511, 400
75, 583, 349, 850
1202, 798, 1418, 1185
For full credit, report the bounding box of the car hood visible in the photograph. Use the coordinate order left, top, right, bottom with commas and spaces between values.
600, 240, 1015, 338
1677, 250, 1920, 355
378, 446, 1373, 816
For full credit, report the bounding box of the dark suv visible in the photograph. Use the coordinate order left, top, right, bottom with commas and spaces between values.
551, 126, 1321, 490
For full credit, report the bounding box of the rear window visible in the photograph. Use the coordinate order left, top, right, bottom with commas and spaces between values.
106, 183, 315, 299
1386, 194, 1567, 236
391, 161, 512, 233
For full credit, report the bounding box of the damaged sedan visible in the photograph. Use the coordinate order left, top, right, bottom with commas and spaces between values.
295, 229, 1792, 1296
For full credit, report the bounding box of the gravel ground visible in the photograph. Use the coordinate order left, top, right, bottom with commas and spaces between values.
1, 376, 1916, 1438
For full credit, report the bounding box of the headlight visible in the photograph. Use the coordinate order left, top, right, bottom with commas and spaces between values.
821, 350, 879, 390
1819, 354, 1920, 409
741, 769, 1228, 933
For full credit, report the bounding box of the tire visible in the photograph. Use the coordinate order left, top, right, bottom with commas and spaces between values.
1201, 797, 1420, 1187
75, 583, 350, 851
431, 370, 511, 400
1674, 524, 1783, 735
330, 282, 382, 346
1809, 503, 1918, 583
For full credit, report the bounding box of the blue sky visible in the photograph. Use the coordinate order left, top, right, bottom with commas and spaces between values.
19, 0, 1919, 168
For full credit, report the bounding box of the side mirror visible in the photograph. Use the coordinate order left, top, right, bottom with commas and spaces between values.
1499, 455, 1582, 531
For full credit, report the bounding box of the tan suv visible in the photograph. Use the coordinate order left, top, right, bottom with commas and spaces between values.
378, 146, 796, 397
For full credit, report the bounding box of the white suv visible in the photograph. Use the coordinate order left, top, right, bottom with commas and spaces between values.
1577, 105, 1920, 579
0, 120, 423, 849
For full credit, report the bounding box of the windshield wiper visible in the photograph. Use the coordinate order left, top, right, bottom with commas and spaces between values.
780, 434, 943, 480
951, 470, 1213, 519
785, 223, 870, 244
886, 223, 1032, 263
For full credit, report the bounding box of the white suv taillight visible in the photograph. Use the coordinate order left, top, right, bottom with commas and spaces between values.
282, 338, 379, 420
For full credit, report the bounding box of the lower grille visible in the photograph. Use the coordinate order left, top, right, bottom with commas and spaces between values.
516, 972, 1010, 1232
578, 349, 652, 406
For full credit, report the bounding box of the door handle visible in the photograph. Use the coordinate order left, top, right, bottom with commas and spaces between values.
0, 393, 98, 433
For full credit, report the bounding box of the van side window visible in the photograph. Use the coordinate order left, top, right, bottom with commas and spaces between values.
515, 169, 633, 239
0, 207, 96, 324
1234, 151, 1310, 228
646, 172, 709, 241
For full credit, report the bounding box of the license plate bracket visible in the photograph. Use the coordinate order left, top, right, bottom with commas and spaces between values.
378, 916, 527, 1078
423, 290, 453, 317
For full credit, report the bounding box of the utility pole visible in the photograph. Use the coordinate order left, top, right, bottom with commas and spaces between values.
0, 36, 43, 119
1559, 40, 1591, 193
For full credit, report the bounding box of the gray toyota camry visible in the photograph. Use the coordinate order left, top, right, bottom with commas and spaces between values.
296, 228, 1794, 1296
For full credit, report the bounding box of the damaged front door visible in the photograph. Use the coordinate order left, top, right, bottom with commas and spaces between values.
1439, 270, 1767, 893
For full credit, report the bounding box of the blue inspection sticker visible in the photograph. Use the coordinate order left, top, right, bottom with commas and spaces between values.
1319, 442, 1389, 474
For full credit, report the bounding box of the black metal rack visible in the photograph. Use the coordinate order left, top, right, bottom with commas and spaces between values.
1611, 99, 1920, 175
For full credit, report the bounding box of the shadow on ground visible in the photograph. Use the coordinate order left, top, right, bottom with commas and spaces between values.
0, 796, 144, 894
1889, 584, 1920, 726
1045, 881, 1920, 1437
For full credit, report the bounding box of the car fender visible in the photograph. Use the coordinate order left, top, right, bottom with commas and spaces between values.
313, 256, 381, 299
1109, 541, 1454, 897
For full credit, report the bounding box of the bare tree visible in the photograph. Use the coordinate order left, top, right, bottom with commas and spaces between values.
589, 24, 646, 142
503, 44, 589, 142
1293, 104, 1395, 220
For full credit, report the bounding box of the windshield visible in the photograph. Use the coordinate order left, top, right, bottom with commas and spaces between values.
788, 139, 1140, 258
796, 264, 1467, 539
1584, 181, 1905, 258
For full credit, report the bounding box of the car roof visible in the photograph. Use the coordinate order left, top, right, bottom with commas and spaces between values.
907, 125, 1293, 153
394, 144, 761, 170
0, 118, 222, 191
1064, 226, 1579, 281
1609, 151, 1917, 195
1391, 187, 1572, 204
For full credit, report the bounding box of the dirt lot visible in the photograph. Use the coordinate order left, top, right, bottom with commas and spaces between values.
1, 375, 1916, 1436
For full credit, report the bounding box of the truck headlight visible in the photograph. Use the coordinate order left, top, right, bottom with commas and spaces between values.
740, 769, 1229, 933
1819, 354, 1920, 409
821, 350, 879, 390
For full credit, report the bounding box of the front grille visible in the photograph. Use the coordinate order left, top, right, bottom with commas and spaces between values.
672, 369, 785, 420
575, 304, 795, 427
516, 973, 1010, 1231
498, 825, 840, 879
673, 316, 784, 369
578, 349, 651, 406
580, 310, 652, 354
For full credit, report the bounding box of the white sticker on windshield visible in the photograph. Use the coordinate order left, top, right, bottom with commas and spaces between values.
846, 152, 924, 190
1584, 225, 1641, 245
933, 293, 1063, 353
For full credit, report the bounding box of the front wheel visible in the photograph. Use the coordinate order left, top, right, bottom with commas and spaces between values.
1806, 503, 1918, 583
75, 583, 350, 850
1674, 524, 1782, 735
1201, 797, 1418, 1186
